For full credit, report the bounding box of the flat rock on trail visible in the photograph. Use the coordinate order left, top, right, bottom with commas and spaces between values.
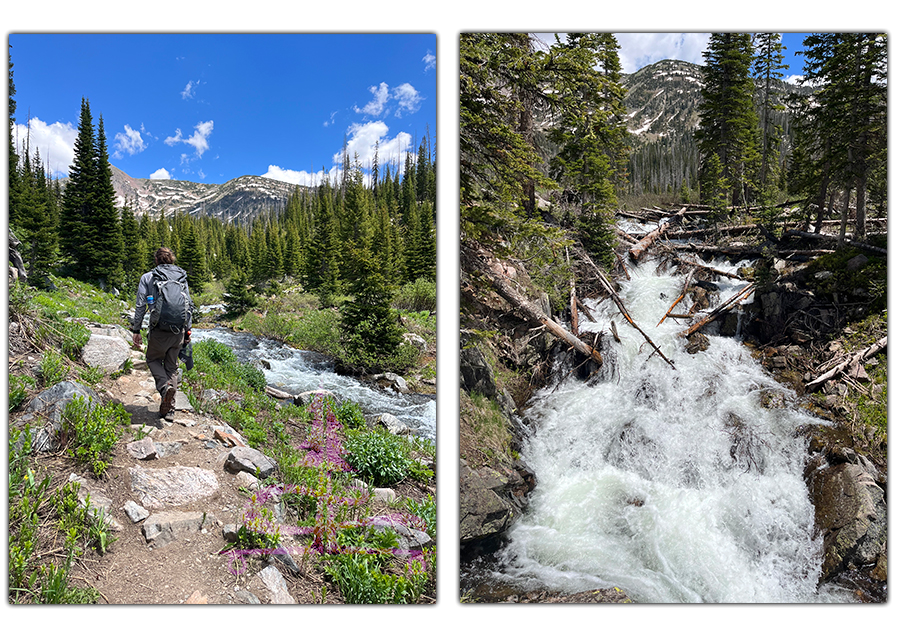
78, 362, 325, 604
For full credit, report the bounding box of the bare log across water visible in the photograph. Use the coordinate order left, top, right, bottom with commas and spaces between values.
629, 206, 687, 262
679, 283, 756, 337
574, 246, 676, 369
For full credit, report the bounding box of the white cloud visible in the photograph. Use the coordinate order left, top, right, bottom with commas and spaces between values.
262, 165, 332, 187
615, 33, 711, 73
785, 74, 805, 85
113, 124, 147, 158
181, 79, 199, 99
392, 83, 423, 116
268, 120, 415, 188
354, 82, 390, 116
353, 82, 424, 118
165, 120, 214, 158
12, 117, 78, 178
323, 110, 338, 127
150, 167, 172, 180
334, 120, 413, 171
423, 51, 436, 71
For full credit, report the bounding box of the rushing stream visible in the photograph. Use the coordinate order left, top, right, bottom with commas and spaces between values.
191, 328, 436, 442
466, 256, 854, 603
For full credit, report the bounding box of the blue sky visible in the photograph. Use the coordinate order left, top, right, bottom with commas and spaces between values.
535, 32, 812, 81
9, 33, 437, 184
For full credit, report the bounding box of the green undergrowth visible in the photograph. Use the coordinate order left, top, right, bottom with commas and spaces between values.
183, 339, 436, 603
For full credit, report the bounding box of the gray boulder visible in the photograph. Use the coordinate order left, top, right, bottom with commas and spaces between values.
224, 446, 278, 479
22, 381, 99, 452
130, 465, 220, 509
807, 456, 887, 581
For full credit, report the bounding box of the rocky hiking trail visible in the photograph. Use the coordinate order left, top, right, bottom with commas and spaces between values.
64, 355, 328, 605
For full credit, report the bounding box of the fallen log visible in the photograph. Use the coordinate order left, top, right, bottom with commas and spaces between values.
665, 224, 758, 240
630, 206, 687, 261
782, 229, 887, 255
475, 253, 604, 367
658, 268, 696, 326
574, 246, 676, 369
677, 259, 744, 281
806, 336, 887, 391
679, 283, 755, 337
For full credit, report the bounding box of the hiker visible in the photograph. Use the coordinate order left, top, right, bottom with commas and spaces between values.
131, 247, 193, 421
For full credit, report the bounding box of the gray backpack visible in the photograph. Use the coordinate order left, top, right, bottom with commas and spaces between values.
148, 264, 192, 333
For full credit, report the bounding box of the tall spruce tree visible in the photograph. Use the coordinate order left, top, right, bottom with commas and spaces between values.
59, 98, 97, 273
547, 33, 628, 269
91, 115, 125, 289
752, 33, 789, 195
696, 33, 760, 208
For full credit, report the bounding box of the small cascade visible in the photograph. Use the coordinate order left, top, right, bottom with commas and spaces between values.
474, 256, 854, 603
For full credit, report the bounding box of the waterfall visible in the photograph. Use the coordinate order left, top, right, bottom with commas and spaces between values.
486, 259, 852, 603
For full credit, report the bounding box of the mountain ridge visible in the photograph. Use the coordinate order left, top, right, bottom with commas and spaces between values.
109, 165, 302, 225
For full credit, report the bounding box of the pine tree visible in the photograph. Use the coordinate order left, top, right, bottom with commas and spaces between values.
24, 148, 59, 288
59, 98, 97, 273
120, 200, 142, 292
178, 219, 209, 292
339, 244, 403, 372
548, 33, 628, 269
91, 115, 125, 289
696, 33, 760, 208
752, 33, 789, 194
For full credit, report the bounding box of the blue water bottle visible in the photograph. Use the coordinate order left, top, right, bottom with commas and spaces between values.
147, 295, 154, 306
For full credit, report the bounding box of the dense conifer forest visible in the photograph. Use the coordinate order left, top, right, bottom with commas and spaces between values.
9, 48, 436, 372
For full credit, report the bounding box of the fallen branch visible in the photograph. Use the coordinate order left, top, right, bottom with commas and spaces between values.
679, 283, 755, 337
806, 336, 887, 391
658, 268, 696, 326
574, 246, 676, 369
629, 206, 686, 261
782, 229, 887, 255
474, 253, 604, 367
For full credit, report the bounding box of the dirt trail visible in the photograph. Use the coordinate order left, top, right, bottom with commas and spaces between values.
78, 360, 327, 605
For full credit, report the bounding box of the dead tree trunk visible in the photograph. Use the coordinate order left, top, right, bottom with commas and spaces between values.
476, 255, 604, 367
629, 207, 687, 261
806, 336, 887, 391
574, 246, 676, 369
680, 284, 755, 337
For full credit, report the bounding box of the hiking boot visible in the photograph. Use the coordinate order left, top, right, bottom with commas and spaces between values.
159, 385, 176, 417
164, 408, 175, 422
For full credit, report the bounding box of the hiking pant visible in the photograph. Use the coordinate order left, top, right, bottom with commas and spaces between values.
146, 327, 185, 396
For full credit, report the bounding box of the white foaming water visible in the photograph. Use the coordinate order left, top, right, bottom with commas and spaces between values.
192, 328, 436, 441
493, 260, 842, 602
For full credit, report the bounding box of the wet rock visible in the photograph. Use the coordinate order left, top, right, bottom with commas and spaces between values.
373, 372, 409, 393
376, 413, 412, 436
685, 332, 710, 354
807, 460, 887, 581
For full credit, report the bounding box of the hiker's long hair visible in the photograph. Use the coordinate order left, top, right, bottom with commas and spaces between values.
155, 247, 176, 265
